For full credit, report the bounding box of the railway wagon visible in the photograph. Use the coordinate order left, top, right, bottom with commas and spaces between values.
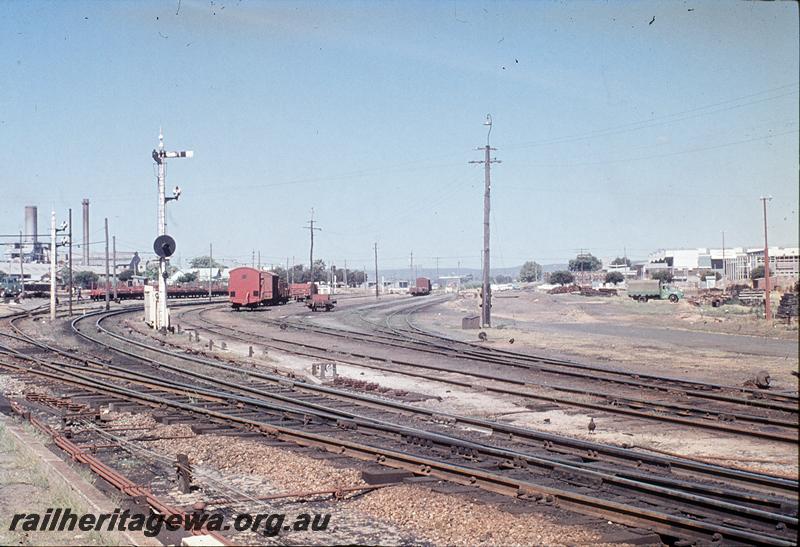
289, 282, 317, 301
90, 284, 228, 301
409, 277, 432, 296
228, 267, 289, 309
307, 293, 336, 312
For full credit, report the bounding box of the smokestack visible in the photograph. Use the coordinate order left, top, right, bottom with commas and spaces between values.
82, 198, 90, 266
24, 206, 37, 245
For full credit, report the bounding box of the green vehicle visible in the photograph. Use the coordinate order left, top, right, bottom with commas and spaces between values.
0, 276, 22, 298
627, 280, 683, 303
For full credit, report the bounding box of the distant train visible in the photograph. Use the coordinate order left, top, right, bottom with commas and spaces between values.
90, 284, 228, 301
228, 267, 289, 310
409, 277, 432, 296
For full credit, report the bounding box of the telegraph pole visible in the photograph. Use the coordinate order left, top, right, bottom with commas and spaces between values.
290, 255, 295, 284
112, 235, 118, 301
374, 242, 379, 298
151, 128, 192, 331
410, 251, 414, 284
304, 209, 322, 282
435, 256, 440, 285
50, 211, 56, 321
760, 196, 773, 320
48, 213, 67, 320
103, 218, 110, 311
19, 231, 25, 299
68, 208, 73, 316
721, 231, 726, 281
344, 259, 348, 288
209, 243, 213, 301
469, 114, 501, 328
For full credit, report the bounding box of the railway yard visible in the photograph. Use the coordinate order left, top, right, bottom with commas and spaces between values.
0, 291, 797, 546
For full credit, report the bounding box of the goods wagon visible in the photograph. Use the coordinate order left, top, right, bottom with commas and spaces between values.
228, 267, 289, 310
409, 277, 432, 296
307, 293, 336, 312
90, 284, 228, 301
289, 282, 317, 301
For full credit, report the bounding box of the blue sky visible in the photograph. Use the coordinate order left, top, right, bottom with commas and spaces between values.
1, 0, 797, 271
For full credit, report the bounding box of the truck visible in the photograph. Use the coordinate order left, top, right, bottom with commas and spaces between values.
627, 280, 683, 303
0, 276, 22, 299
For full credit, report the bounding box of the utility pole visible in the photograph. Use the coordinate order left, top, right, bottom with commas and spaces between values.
252, 250, 255, 268
374, 242, 379, 298
50, 211, 56, 321
151, 128, 192, 332
208, 243, 213, 301
469, 114, 501, 328
258, 250, 261, 270
82, 199, 89, 266
304, 209, 322, 283
760, 196, 773, 320
721, 231, 726, 281
49, 213, 67, 320
435, 256, 440, 285
290, 256, 295, 284
112, 235, 117, 301
410, 251, 414, 284
68, 208, 73, 316
344, 259, 348, 288
104, 218, 110, 311
19, 231, 25, 299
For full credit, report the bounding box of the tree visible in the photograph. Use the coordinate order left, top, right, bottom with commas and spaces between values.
651, 270, 674, 283
549, 271, 575, 286
750, 265, 765, 280
145, 262, 177, 281
347, 270, 366, 286
118, 269, 134, 282
73, 271, 99, 289
177, 272, 198, 283
569, 253, 602, 272
494, 274, 512, 284
604, 271, 624, 285
698, 269, 721, 281
190, 256, 224, 269
519, 261, 543, 282
611, 257, 631, 267
271, 266, 288, 283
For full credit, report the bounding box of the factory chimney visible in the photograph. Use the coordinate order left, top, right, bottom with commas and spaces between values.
24, 206, 38, 245
82, 198, 90, 266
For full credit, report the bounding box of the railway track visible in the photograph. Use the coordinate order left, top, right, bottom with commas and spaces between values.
179, 301, 799, 444
1, 303, 798, 545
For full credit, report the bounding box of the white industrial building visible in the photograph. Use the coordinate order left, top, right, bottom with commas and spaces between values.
647, 247, 799, 282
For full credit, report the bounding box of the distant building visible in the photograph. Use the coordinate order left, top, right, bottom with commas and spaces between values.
646, 247, 799, 283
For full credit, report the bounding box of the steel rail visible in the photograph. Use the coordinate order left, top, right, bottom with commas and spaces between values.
309, 296, 800, 412
113, 304, 799, 495
181, 305, 799, 443
8, 403, 230, 545
1, 351, 796, 547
